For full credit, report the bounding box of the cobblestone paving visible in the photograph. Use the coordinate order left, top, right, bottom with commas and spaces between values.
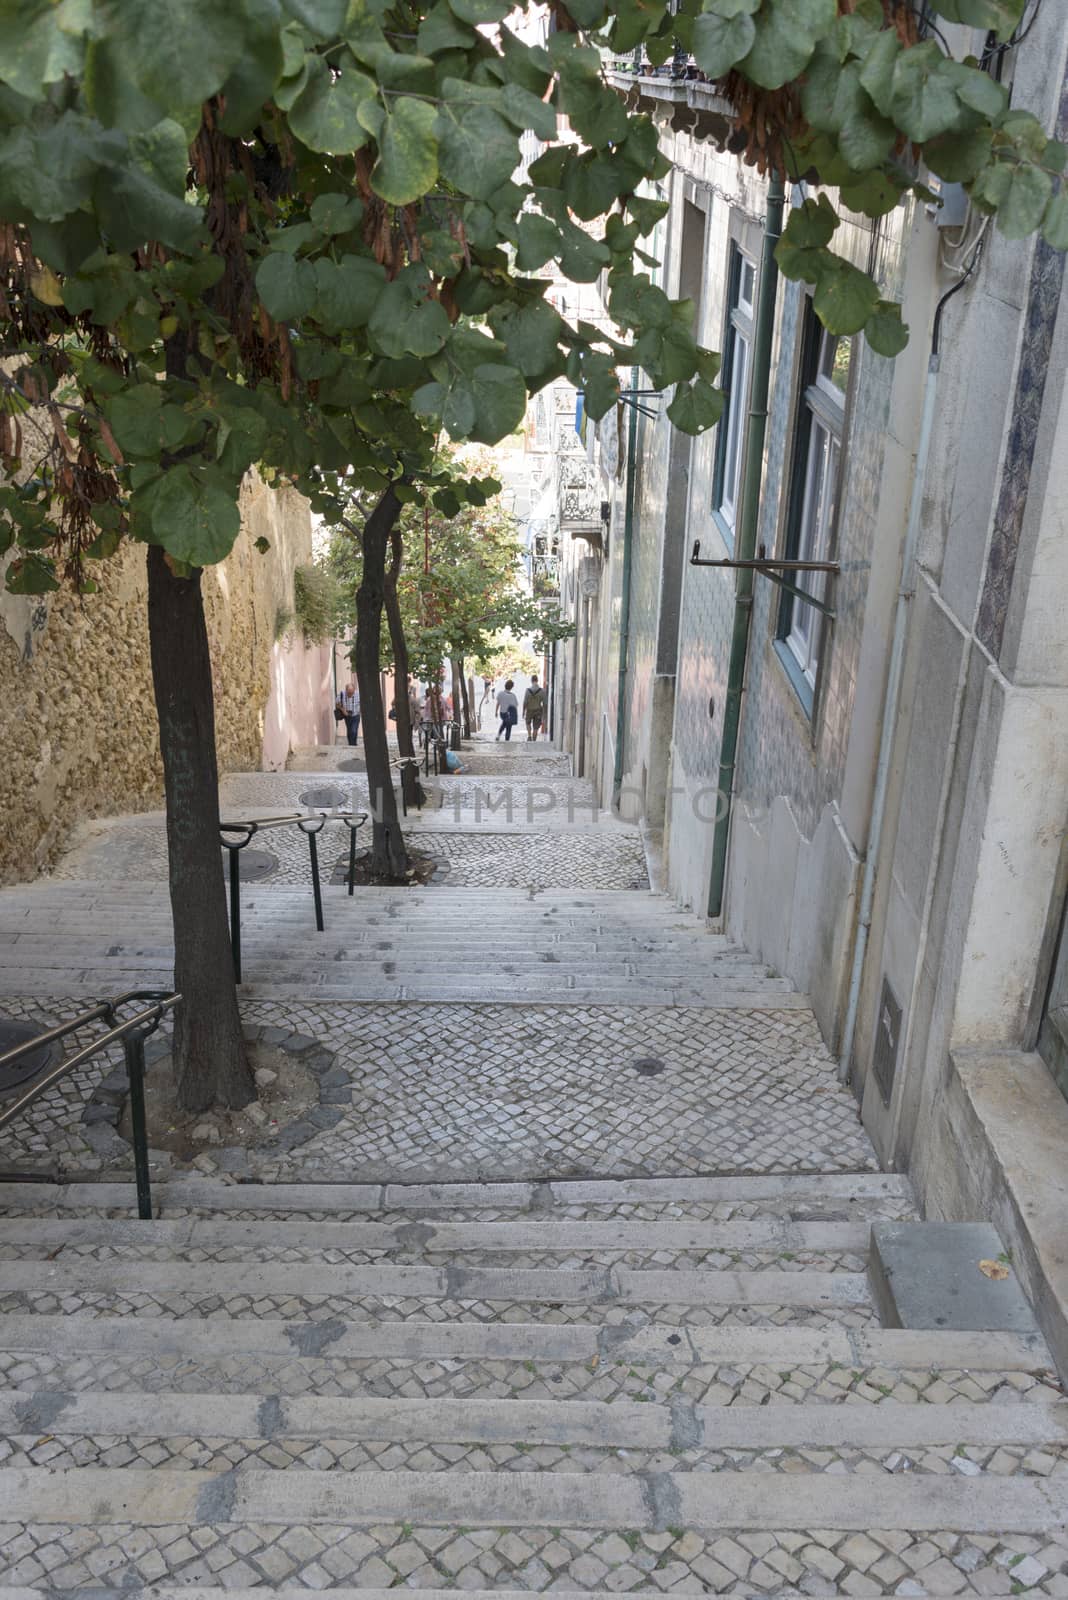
1, 1349, 1059, 1407
3, 1517, 1068, 1593
287, 741, 574, 777
0, 1289, 878, 1328
2, 1432, 1065, 1479
0, 1241, 869, 1271
357, 830, 648, 890
0, 1000, 875, 1181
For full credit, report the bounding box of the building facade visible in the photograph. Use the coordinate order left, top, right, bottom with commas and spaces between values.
548, 10, 1068, 1370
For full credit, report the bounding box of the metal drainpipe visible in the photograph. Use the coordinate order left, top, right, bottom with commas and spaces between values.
707, 177, 785, 919
837, 350, 940, 1082
612, 366, 640, 810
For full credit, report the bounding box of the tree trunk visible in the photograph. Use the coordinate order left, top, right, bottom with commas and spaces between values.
458, 660, 473, 738
147, 544, 254, 1113
385, 524, 424, 811
355, 486, 408, 878
449, 656, 463, 750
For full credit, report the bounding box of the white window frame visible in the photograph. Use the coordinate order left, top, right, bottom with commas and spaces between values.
777, 321, 849, 708
713, 247, 756, 549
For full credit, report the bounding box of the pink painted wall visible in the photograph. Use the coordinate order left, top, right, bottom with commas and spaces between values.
261, 634, 337, 770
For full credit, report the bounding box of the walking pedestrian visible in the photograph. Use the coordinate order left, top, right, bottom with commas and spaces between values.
495, 678, 519, 741
522, 675, 545, 741
336, 680, 360, 746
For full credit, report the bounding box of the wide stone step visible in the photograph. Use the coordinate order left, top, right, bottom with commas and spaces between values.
0, 1258, 871, 1308
1, 1463, 1063, 1533
2, 1389, 1064, 1455
0, 1216, 872, 1258
0, 1172, 915, 1218
0, 1312, 1050, 1374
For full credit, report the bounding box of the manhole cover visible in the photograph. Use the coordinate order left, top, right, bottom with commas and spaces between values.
300, 785, 347, 810
219, 847, 277, 881
631, 1056, 666, 1077
0, 1019, 61, 1095
337, 758, 366, 773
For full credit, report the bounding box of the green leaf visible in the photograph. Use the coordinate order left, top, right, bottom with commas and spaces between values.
280, 0, 347, 35
372, 97, 439, 206
857, 26, 900, 119
0, 0, 88, 101
438, 101, 519, 201
148, 463, 242, 566
448, 0, 511, 21
930, 0, 1025, 41
448, 363, 528, 443
289, 56, 376, 154
889, 42, 965, 143
692, 9, 755, 79
564, 152, 628, 220
309, 192, 364, 234
782, 194, 839, 249
313, 254, 387, 332
865, 300, 909, 356
489, 299, 565, 379
667, 376, 724, 433
516, 212, 560, 270
418, 2, 476, 53
106, 383, 162, 457
626, 194, 669, 234
218, 2, 285, 134
6, 554, 58, 594
839, 168, 904, 217
813, 257, 880, 335
996, 162, 1053, 239
368, 272, 450, 358
101, 0, 255, 121
833, 65, 896, 171
925, 126, 994, 182
581, 355, 620, 421
256, 252, 317, 321
739, 0, 836, 91
1042, 189, 1068, 251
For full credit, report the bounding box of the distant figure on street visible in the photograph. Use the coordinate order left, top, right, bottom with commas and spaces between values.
336, 681, 360, 746
495, 678, 519, 742
523, 675, 545, 741
407, 678, 421, 730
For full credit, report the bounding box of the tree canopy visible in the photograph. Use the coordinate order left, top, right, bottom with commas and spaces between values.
0, 0, 1061, 593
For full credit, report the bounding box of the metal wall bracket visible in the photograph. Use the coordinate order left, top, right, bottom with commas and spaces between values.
690, 539, 840, 619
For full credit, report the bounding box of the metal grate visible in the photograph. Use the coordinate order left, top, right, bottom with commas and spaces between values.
872, 976, 903, 1107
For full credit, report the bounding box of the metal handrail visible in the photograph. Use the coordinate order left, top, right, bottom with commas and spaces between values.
220, 809, 368, 983
0, 990, 180, 1219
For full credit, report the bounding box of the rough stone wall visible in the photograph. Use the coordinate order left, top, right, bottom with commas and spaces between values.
0, 473, 317, 884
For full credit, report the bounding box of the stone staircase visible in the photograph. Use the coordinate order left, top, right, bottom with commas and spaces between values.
0, 1171, 1065, 1595
0, 884, 802, 1005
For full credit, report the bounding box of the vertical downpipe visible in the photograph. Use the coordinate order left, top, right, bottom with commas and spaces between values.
707, 178, 785, 919
612, 367, 640, 810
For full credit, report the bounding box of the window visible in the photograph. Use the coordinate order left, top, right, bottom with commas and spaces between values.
776, 313, 851, 710
712, 247, 755, 548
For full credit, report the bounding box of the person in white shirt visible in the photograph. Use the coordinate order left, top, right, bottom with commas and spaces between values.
336, 681, 360, 746
495, 679, 519, 742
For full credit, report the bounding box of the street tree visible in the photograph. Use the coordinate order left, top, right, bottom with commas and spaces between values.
0, 0, 1061, 1110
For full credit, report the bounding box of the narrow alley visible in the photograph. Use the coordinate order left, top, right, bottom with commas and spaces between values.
0, 734, 1064, 1593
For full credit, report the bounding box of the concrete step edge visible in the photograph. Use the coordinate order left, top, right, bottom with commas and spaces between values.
0, 1171, 914, 1213
0, 1259, 872, 1308
0, 1217, 872, 1256
0, 1313, 1051, 1373
1, 1390, 1063, 1453
0, 1464, 1062, 1532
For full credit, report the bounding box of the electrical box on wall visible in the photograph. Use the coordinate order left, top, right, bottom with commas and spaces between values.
924, 176, 970, 229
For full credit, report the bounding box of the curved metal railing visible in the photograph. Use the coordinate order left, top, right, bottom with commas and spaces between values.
0, 990, 180, 1218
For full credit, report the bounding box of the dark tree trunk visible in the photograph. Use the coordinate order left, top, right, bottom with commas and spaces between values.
147, 544, 254, 1113
449, 656, 463, 750
385, 524, 424, 811
355, 486, 408, 878
458, 660, 473, 738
